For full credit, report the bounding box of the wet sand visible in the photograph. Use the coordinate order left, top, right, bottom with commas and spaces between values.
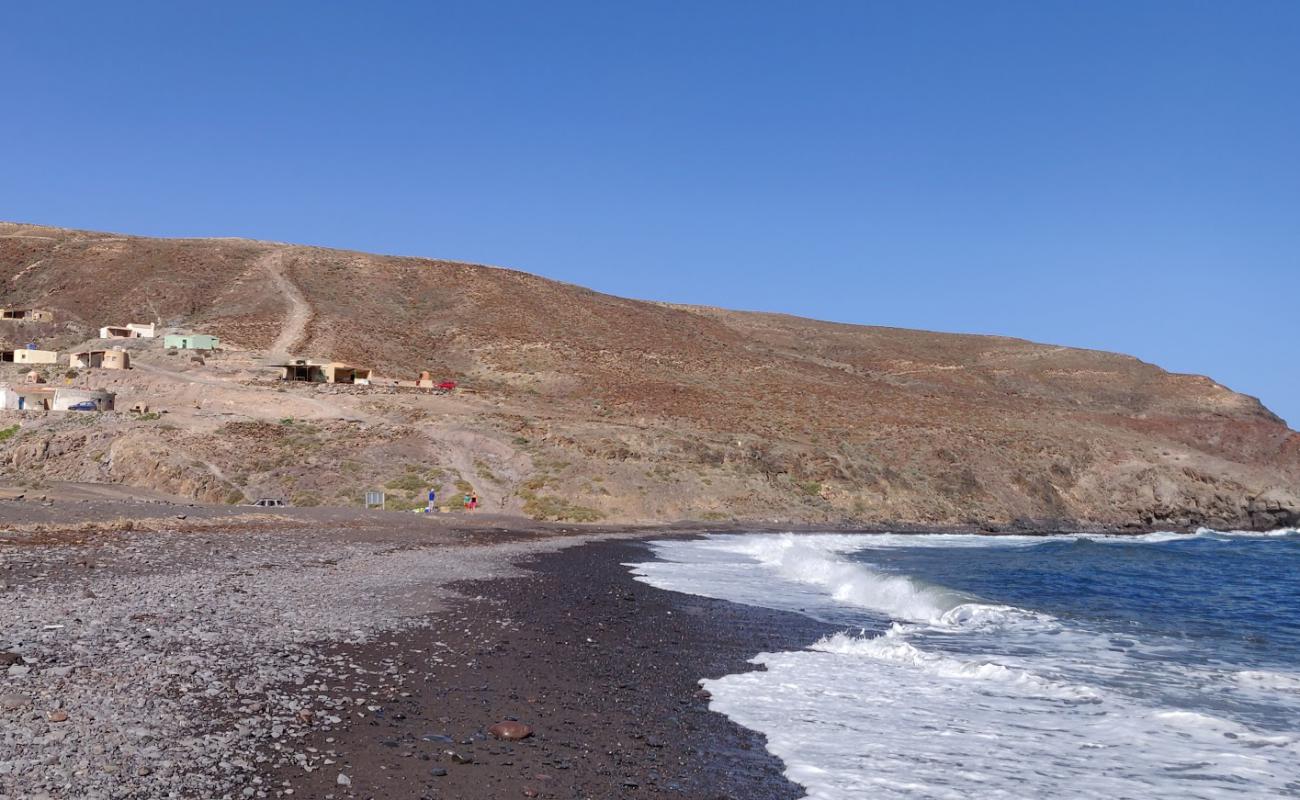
262, 539, 838, 799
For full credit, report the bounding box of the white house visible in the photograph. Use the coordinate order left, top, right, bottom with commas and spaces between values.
99, 322, 156, 339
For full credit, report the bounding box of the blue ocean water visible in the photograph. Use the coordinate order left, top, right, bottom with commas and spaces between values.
630, 529, 1300, 799
861, 533, 1300, 729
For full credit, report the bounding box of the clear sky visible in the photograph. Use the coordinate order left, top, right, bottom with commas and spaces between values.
3, 2, 1296, 425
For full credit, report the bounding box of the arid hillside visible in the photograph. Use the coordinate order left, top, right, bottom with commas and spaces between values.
1, 220, 1296, 529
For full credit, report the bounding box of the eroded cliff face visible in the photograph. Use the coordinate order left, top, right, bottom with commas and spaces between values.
0, 221, 1295, 528
0, 425, 237, 504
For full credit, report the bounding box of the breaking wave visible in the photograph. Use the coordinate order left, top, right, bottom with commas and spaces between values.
631, 530, 1300, 799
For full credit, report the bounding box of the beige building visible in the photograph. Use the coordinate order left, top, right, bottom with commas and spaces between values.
70, 348, 131, 369
275, 359, 373, 384
0, 348, 58, 365
0, 308, 54, 322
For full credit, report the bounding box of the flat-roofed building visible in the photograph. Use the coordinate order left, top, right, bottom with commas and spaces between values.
164, 333, 220, 350
0, 385, 115, 411
0, 308, 54, 322
99, 322, 156, 339
274, 359, 373, 384
0, 348, 58, 365
70, 348, 131, 369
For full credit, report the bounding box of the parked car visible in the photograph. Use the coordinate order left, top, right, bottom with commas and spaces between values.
66, 401, 98, 411
247, 498, 289, 508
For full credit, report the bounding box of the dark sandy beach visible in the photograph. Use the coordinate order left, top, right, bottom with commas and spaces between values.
260, 539, 838, 799
0, 497, 1197, 800
2, 500, 854, 800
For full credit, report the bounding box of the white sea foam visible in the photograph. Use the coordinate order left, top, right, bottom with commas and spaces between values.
1194, 526, 1300, 537
813, 629, 1102, 701
1236, 669, 1300, 692
632, 532, 1039, 625
706, 646, 1299, 799
633, 532, 1300, 799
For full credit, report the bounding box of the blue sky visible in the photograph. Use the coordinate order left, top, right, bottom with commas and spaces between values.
2, 2, 1296, 425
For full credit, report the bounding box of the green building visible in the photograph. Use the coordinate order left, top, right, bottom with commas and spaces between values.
164, 333, 220, 350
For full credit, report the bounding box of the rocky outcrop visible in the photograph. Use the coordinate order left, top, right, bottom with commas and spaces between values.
103, 433, 236, 504
0, 419, 237, 504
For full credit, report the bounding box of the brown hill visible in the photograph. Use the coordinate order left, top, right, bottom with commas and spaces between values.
1, 220, 1296, 529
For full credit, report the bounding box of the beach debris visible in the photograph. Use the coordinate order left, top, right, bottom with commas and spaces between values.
445, 749, 474, 764
336, 772, 351, 786
488, 720, 533, 741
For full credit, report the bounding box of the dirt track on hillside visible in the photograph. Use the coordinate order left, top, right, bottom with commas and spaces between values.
262, 249, 311, 360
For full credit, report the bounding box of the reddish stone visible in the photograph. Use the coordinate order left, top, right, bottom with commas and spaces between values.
488, 720, 533, 740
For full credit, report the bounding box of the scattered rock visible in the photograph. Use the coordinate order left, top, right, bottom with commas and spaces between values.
47, 710, 69, 723
336, 773, 351, 786
0, 692, 31, 711
0, 652, 23, 667
488, 720, 533, 741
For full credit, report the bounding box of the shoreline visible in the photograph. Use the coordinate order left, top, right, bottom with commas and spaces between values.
258, 539, 836, 799
0, 516, 836, 799
6, 511, 1293, 799
1, 486, 1272, 539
